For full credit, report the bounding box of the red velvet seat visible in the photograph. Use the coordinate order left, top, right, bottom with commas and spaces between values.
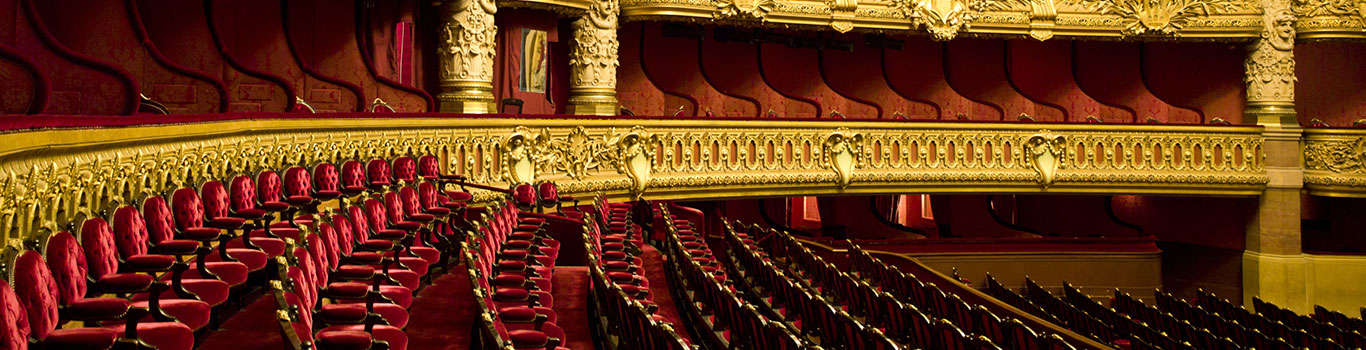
14, 249, 195, 350
312, 163, 344, 200
256, 170, 291, 212
81, 218, 231, 308
340, 160, 369, 195
366, 159, 393, 190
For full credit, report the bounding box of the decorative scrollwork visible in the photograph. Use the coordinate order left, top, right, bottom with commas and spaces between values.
1076, 0, 1243, 37
714, 0, 777, 20
1025, 132, 1068, 188
821, 128, 865, 189
1306, 137, 1366, 173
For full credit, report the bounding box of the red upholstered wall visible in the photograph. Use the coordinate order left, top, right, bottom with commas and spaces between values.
138, 0, 291, 113
33, 0, 224, 114
639, 24, 751, 117
1007, 41, 1128, 123
1296, 42, 1366, 127
1111, 195, 1255, 250
945, 39, 1061, 121
758, 42, 878, 119
288, 0, 431, 112
617, 23, 683, 116
1143, 43, 1244, 124
882, 39, 992, 120
1074, 42, 1201, 124
1, 0, 134, 115
493, 10, 563, 115
211, 0, 359, 112
820, 41, 937, 119
700, 34, 811, 118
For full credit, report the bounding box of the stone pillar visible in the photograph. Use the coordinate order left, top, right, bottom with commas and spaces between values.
437, 0, 498, 113
1242, 0, 1307, 312
567, 0, 620, 116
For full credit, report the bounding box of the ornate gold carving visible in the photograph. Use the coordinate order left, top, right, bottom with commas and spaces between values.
1025, 132, 1067, 187
889, 0, 1056, 40
504, 127, 543, 185
437, 0, 498, 112
569, 0, 622, 115
714, 0, 776, 20
610, 127, 657, 198
1292, 0, 1366, 38
1306, 137, 1366, 173
1076, 0, 1243, 37
828, 0, 860, 32
1246, 0, 1296, 104
821, 129, 865, 189
0, 118, 1268, 250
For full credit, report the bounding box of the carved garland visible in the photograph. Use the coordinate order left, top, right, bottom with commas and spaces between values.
1075, 0, 1244, 37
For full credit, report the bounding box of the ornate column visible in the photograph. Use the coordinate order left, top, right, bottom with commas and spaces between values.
567, 0, 620, 116
1243, 0, 1307, 312
437, 0, 498, 113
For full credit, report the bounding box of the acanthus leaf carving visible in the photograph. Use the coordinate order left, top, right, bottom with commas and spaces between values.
1076, 0, 1243, 37
1306, 137, 1366, 173
1246, 0, 1296, 103
570, 0, 620, 89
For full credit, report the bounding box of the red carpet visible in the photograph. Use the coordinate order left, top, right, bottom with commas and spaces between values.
552, 266, 596, 349
640, 244, 693, 343
198, 294, 284, 350
404, 267, 476, 350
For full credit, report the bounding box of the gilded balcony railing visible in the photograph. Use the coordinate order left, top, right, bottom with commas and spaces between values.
0, 117, 1266, 247
1304, 128, 1366, 197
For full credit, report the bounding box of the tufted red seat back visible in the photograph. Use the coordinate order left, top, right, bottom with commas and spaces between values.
113, 205, 152, 257
80, 218, 122, 279
513, 183, 536, 209
417, 155, 442, 179
229, 175, 259, 213
383, 192, 405, 225
392, 156, 417, 184
13, 250, 61, 340
284, 167, 312, 198
363, 199, 390, 233
257, 171, 285, 203
341, 161, 367, 192
332, 214, 357, 255
0, 280, 31, 350
43, 231, 89, 305
399, 187, 423, 217
366, 159, 391, 187
170, 188, 207, 231
537, 182, 559, 207
142, 197, 180, 245
312, 163, 341, 195
316, 223, 342, 269
201, 181, 232, 219
304, 234, 329, 287
418, 182, 440, 210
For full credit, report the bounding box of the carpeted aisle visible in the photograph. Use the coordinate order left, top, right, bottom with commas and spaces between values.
404, 266, 476, 350
640, 244, 693, 343
552, 266, 596, 349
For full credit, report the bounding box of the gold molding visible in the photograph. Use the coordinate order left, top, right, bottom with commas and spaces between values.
0, 117, 1266, 250
1293, 0, 1366, 39
620, 0, 1264, 40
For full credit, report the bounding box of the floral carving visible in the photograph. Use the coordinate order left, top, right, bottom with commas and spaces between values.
569, 0, 620, 114
1024, 132, 1067, 187
439, 0, 498, 83
821, 129, 865, 189
1076, 0, 1241, 36
1306, 137, 1366, 173
714, 0, 776, 20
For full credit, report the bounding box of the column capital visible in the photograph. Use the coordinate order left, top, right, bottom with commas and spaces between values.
1244, 0, 1297, 128
568, 0, 621, 116
437, 0, 498, 113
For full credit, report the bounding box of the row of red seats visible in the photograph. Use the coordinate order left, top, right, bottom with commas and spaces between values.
718, 220, 898, 348
0, 149, 473, 349
1251, 296, 1364, 348
846, 241, 1077, 349
656, 204, 804, 349
264, 153, 478, 349
463, 189, 574, 350
581, 200, 691, 349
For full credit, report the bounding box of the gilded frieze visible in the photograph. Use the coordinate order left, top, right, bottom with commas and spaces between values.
1293, 0, 1366, 37
0, 118, 1266, 252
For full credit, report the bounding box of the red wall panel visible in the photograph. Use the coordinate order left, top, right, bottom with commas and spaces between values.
1008, 41, 1128, 123
1074, 42, 1200, 124
820, 41, 937, 119
758, 42, 877, 119
1296, 42, 1366, 127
